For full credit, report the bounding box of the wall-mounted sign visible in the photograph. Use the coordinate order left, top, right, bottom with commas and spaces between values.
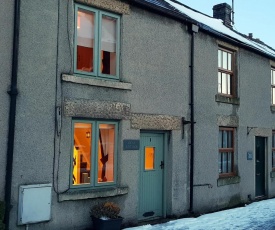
123, 139, 140, 150
247, 151, 253, 160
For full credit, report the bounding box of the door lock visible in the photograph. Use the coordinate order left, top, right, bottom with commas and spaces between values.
160, 161, 164, 169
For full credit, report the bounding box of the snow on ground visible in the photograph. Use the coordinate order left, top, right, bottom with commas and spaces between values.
124, 198, 275, 230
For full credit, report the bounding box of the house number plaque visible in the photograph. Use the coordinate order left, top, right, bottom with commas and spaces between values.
123, 139, 140, 150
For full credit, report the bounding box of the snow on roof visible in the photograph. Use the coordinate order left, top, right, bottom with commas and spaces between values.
164, 0, 275, 59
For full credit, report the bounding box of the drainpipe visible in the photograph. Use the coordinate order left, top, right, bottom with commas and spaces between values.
189, 24, 198, 214
4, 0, 21, 229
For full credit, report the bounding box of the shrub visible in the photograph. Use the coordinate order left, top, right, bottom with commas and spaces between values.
90, 202, 120, 219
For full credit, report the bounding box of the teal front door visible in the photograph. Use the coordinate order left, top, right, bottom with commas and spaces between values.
255, 137, 266, 197
139, 133, 164, 220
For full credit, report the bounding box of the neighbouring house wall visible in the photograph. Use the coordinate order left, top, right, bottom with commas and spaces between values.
0, 1, 14, 199
193, 31, 275, 213
238, 48, 274, 199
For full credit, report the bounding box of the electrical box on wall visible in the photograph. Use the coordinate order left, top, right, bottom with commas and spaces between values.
18, 184, 52, 225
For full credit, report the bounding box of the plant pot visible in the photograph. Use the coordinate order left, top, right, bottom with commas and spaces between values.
92, 216, 123, 230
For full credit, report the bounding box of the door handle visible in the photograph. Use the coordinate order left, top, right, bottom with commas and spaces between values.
160, 161, 164, 169
256, 173, 260, 176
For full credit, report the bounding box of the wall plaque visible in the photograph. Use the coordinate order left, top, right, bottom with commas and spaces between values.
247, 151, 253, 160
123, 140, 140, 150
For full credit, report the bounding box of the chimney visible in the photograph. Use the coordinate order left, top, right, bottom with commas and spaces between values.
213, 3, 232, 28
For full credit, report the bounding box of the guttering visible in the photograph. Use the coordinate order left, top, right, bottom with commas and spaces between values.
188, 24, 198, 214
4, 0, 21, 229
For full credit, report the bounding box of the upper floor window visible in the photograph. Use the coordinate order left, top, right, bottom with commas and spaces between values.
74, 4, 120, 80
71, 120, 118, 188
218, 48, 235, 96
272, 130, 275, 170
219, 127, 235, 176
271, 68, 275, 105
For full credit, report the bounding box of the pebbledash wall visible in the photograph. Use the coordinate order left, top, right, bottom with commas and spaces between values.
192, 31, 275, 213
3, 0, 275, 229
8, 0, 191, 229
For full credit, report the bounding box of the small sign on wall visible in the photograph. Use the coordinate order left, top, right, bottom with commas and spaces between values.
247, 151, 253, 160
123, 139, 140, 150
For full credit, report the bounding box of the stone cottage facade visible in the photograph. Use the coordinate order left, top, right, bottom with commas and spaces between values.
1, 0, 275, 229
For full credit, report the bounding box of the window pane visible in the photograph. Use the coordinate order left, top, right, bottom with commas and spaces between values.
73, 123, 92, 185
227, 130, 233, 148
273, 151, 275, 168
98, 124, 115, 183
218, 72, 222, 93
222, 152, 227, 173
145, 147, 155, 170
272, 133, 275, 148
219, 130, 222, 148
222, 130, 228, 148
218, 50, 222, 68
219, 153, 222, 174
222, 73, 227, 94
272, 88, 275, 104
222, 51, 227, 69
100, 15, 117, 76
228, 152, 232, 172
228, 53, 232, 71
77, 9, 95, 72
227, 74, 231, 95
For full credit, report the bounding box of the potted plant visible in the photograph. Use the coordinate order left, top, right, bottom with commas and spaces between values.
90, 202, 123, 230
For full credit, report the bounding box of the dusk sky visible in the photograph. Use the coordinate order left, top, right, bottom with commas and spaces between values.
178, 0, 275, 49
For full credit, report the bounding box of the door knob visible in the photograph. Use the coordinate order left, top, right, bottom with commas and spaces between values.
160, 161, 164, 169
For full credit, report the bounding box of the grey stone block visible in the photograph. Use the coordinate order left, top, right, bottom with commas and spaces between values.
64, 98, 131, 119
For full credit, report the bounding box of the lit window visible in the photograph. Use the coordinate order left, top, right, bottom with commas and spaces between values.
272, 130, 275, 170
145, 147, 155, 170
218, 48, 235, 96
71, 120, 118, 188
271, 68, 275, 105
75, 5, 120, 80
219, 127, 235, 176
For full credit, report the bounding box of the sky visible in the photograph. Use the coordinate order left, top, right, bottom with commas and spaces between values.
177, 0, 275, 49
125, 198, 275, 230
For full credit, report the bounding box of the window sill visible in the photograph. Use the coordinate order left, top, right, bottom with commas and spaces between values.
215, 94, 240, 105
271, 105, 275, 113
58, 186, 128, 202
62, 74, 132, 91
217, 175, 240, 187
270, 171, 275, 178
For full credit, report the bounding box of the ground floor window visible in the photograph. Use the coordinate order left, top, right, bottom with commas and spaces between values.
71, 120, 118, 188
219, 127, 235, 176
